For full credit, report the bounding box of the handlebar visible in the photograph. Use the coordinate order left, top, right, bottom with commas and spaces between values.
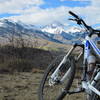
94, 29, 100, 37
68, 11, 100, 37
69, 11, 88, 27
69, 11, 79, 19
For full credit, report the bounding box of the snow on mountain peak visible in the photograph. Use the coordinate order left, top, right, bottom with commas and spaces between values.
41, 22, 84, 34
42, 22, 65, 34
65, 27, 83, 33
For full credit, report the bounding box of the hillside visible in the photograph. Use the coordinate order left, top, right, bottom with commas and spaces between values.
0, 19, 85, 46
0, 19, 83, 73
0, 45, 69, 73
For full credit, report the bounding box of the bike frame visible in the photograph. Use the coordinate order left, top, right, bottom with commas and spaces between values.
84, 36, 100, 61
82, 35, 100, 96
50, 35, 100, 96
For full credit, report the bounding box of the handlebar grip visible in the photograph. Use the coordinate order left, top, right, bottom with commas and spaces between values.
69, 11, 79, 19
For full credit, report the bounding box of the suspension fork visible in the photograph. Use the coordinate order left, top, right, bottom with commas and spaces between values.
61, 45, 83, 83
50, 45, 76, 82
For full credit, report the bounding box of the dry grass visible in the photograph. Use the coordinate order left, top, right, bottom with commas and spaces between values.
0, 72, 41, 100
0, 72, 87, 100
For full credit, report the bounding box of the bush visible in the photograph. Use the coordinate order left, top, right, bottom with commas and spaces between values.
0, 45, 60, 73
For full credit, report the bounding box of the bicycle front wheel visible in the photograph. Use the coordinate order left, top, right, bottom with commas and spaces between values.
38, 55, 76, 100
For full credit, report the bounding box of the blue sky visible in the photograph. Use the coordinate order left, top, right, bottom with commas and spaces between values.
0, 13, 20, 18
0, 0, 100, 28
40, 0, 91, 8
0, 0, 91, 17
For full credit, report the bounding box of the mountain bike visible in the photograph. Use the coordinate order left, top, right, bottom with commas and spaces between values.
38, 11, 100, 100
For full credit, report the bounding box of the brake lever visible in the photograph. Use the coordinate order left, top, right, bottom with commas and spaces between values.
68, 18, 82, 25
68, 18, 75, 21
68, 18, 78, 22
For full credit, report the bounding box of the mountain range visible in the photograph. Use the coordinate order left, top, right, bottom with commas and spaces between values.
0, 19, 85, 45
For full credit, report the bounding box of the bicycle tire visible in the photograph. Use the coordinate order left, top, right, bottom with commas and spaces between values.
38, 55, 76, 100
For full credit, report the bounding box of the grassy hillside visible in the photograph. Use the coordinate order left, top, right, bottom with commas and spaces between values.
0, 72, 86, 100
0, 44, 68, 73
0, 38, 85, 100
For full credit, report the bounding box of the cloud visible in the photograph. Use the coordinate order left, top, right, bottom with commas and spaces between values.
92, 0, 100, 7
9, 6, 70, 25
0, 0, 44, 14
1, 0, 100, 27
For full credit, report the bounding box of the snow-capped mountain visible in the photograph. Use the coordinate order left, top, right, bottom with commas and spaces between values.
42, 22, 66, 34
0, 19, 85, 45
65, 27, 81, 33
0, 19, 64, 44
41, 22, 85, 43
42, 22, 84, 36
